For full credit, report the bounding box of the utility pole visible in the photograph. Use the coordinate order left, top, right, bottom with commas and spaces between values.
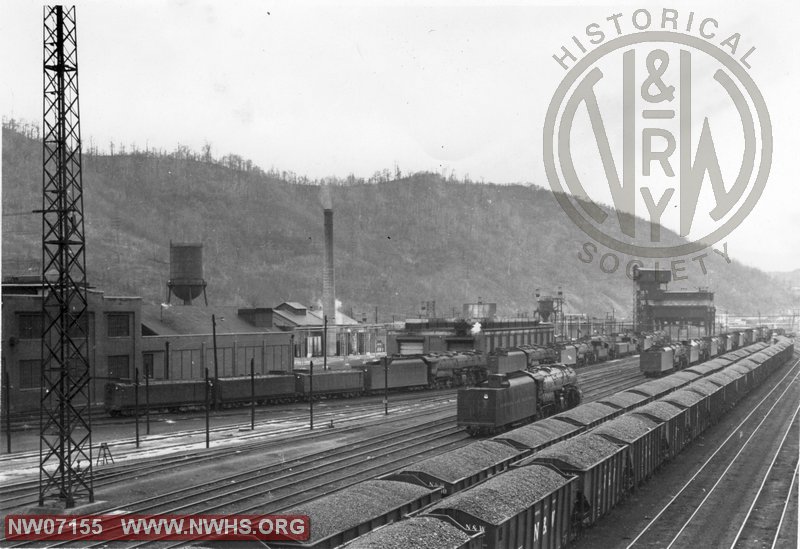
38, 6, 94, 508
309, 361, 314, 430
212, 314, 219, 408
383, 356, 389, 415
323, 315, 328, 371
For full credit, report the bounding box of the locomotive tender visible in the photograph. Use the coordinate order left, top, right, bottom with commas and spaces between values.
457, 365, 582, 436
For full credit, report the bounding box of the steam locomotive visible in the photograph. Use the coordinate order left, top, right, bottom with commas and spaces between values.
457, 365, 582, 436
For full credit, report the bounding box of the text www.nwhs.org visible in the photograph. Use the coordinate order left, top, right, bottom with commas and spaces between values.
4, 514, 310, 541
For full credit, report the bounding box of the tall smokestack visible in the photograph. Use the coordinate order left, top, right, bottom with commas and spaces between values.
323, 208, 336, 354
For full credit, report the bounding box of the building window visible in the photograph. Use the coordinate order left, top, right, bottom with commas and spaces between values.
108, 355, 130, 380
19, 359, 41, 389
107, 313, 130, 338
17, 313, 43, 340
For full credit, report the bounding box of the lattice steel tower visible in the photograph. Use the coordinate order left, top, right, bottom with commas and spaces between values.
39, 5, 94, 507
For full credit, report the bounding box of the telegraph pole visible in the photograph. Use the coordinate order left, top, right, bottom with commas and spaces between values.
38, 6, 94, 508
212, 314, 219, 409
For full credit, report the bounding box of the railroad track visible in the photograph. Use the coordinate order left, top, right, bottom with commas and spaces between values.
624, 354, 800, 548
0, 389, 456, 467
0, 393, 457, 512
731, 411, 799, 549
8, 416, 469, 548
578, 358, 647, 402
1, 353, 656, 547
1, 387, 457, 432
0, 358, 646, 502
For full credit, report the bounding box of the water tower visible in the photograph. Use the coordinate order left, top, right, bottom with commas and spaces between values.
167, 242, 208, 305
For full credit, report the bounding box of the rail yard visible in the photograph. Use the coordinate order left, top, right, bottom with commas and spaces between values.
1, 332, 796, 548
2, 4, 799, 548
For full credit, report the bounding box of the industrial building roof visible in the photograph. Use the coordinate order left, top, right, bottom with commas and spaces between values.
274, 302, 359, 327
142, 302, 360, 335
141, 305, 277, 336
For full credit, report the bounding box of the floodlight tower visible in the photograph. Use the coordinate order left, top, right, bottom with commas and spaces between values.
39, 5, 94, 507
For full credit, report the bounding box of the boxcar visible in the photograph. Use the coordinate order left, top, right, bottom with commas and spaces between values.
426, 465, 576, 549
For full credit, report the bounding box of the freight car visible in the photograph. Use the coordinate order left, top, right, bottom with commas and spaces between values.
104, 350, 487, 415
104, 379, 207, 416
319, 338, 795, 549
457, 365, 582, 436
637, 327, 772, 378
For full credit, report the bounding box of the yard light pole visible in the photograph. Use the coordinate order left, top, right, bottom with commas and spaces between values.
212, 314, 220, 409
145, 367, 150, 435
383, 356, 389, 416
309, 360, 314, 430
250, 357, 255, 431
204, 368, 210, 448
134, 368, 140, 448
323, 315, 328, 371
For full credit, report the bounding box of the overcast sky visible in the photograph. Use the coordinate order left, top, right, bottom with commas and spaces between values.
1, 0, 798, 272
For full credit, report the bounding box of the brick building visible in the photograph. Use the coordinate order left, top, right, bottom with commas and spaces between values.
1, 277, 142, 412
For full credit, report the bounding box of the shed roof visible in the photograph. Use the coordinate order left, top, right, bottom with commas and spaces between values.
141, 304, 275, 336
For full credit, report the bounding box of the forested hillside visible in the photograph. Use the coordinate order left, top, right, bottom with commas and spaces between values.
2, 126, 791, 319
